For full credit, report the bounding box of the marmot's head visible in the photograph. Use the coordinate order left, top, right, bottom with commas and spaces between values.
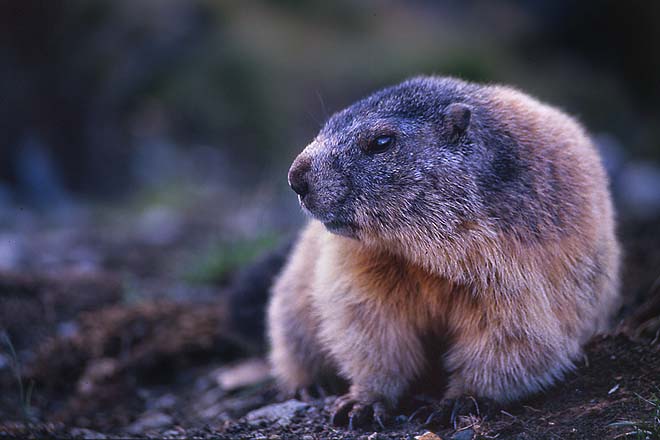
288, 77, 501, 246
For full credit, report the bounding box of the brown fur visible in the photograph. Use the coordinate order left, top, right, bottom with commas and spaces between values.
267, 77, 620, 411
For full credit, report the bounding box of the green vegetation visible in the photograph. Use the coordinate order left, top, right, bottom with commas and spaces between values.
609, 391, 660, 439
185, 233, 280, 285
1, 331, 35, 423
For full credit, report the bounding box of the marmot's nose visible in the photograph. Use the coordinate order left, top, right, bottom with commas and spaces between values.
288, 155, 312, 198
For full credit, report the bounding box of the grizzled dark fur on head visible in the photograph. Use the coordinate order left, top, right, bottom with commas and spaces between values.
289, 76, 550, 245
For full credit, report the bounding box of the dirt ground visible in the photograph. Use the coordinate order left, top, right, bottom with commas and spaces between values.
0, 213, 659, 440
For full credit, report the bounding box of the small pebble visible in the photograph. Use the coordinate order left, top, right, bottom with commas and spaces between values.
126, 411, 173, 434
68, 428, 107, 439
244, 400, 310, 427
452, 428, 475, 440
415, 431, 443, 440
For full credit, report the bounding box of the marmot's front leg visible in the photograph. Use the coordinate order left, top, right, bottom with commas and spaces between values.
416, 313, 572, 428
267, 224, 334, 396
314, 288, 426, 429
268, 278, 331, 397
443, 300, 579, 407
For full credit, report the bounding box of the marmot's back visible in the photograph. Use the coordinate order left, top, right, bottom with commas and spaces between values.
477, 85, 613, 239
475, 85, 620, 333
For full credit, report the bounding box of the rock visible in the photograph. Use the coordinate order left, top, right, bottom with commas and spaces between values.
152, 393, 177, 410
415, 431, 443, 440
451, 428, 475, 440
213, 393, 269, 419
198, 402, 231, 421
161, 427, 186, 438
215, 358, 270, 391
76, 358, 118, 395
68, 427, 107, 439
126, 411, 173, 434
243, 400, 309, 427
198, 387, 226, 408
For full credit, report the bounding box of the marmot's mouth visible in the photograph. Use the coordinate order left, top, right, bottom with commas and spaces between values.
323, 220, 347, 229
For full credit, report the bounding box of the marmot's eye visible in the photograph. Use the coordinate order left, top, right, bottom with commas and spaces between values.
367, 134, 395, 154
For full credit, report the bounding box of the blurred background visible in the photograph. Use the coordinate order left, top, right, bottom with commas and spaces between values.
1, 0, 660, 433
0, 0, 660, 340
1, 0, 659, 279
2, 0, 660, 213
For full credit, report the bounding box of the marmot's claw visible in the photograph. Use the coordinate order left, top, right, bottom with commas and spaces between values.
421, 396, 497, 428
330, 394, 354, 426
330, 394, 389, 430
372, 401, 387, 430
407, 404, 433, 423
422, 399, 454, 426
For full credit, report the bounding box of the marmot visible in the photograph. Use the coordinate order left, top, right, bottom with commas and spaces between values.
267, 76, 620, 429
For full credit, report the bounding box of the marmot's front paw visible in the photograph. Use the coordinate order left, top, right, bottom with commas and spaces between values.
330, 393, 388, 430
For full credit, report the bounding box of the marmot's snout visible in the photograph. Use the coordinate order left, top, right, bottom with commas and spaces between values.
288, 147, 355, 236
288, 154, 311, 199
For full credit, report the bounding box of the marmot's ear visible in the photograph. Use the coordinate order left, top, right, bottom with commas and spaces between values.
445, 102, 472, 136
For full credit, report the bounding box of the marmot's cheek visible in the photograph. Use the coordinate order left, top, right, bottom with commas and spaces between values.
304, 182, 359, 238
308, 173, 350, 209
298, 189, 339, 222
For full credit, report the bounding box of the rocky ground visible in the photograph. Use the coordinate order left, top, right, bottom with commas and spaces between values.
0, 203, 659, 440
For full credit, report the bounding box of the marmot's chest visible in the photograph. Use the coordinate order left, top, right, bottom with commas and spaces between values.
315, 238, 463, 328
